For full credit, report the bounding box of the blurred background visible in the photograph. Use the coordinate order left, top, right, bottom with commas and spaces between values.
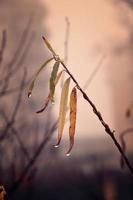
0, 0, 133, 199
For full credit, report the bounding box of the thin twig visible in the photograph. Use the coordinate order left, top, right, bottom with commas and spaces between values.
0, 69, 27, 141
0, 17, 32, 91
0, 30, 7, 67
64, 17, 70, 65
9, 119, 58, 196
82, 54, 106, 91
61, 17, 70, 88
10, 32, 35, 76
0, 110, 31, 161
0, 76, 31, 97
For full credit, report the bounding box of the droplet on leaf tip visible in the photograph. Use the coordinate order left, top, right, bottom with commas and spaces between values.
54, 145, 59, 148
66, 153, 70, 157
28, 93, 32, 98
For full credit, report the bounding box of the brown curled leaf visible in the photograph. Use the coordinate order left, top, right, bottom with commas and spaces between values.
55, 77, 71, 147
36, 94, 51, 113
28, 57, 53, 98
66, 87, 77, 156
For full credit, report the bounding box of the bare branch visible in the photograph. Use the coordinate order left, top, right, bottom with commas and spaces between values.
82, 54, 106, 91
42, 36, 133, 175
0, 30, 7, 67
9, 119, 58, 196
61, 17, 70, 88
0, 17, 33, 93
64, 16, 70, 64
0, 69, 27, 141
0, 110, 31, 161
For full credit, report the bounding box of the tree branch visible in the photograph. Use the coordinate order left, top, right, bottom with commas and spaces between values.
43, 36, 133, 175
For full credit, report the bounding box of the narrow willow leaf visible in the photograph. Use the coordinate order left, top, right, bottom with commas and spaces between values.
42, 36, 56, 55
49, 61, 60, 102
66, 87, 77, 156
54, 70, 65, 85
28, 57, 53, 98
55, 77, 71, 147
36, 70, 64, 114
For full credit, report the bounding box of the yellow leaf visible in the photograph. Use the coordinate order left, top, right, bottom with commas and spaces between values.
55, 77, 71, 146
28, 57, 53, 98
66, 87, 77, 156
54, 70, 65, 86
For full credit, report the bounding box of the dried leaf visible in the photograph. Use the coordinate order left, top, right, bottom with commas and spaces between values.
28, 57, 53, 98
55, 77, 71, 147
42, 36, 56, 55
66, 87, 77, 156
49, 61, 60, 102
54, 70, 65, 85
0, 186, 6, 200
36, 94, 51, 113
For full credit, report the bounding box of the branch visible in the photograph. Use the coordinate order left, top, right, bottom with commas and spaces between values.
64, 16, 70, 64
0, 69, 27, 141
0, 17, 33, 92
8, 119, 58, 196
61, 17, 70, 88
0, 110, 31, 161
42, 36, 133, 175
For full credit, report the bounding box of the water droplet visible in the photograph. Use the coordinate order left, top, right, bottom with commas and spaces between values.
28, 93, 32, 98
66, 153, 70, 157
54, 145, 59, 148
